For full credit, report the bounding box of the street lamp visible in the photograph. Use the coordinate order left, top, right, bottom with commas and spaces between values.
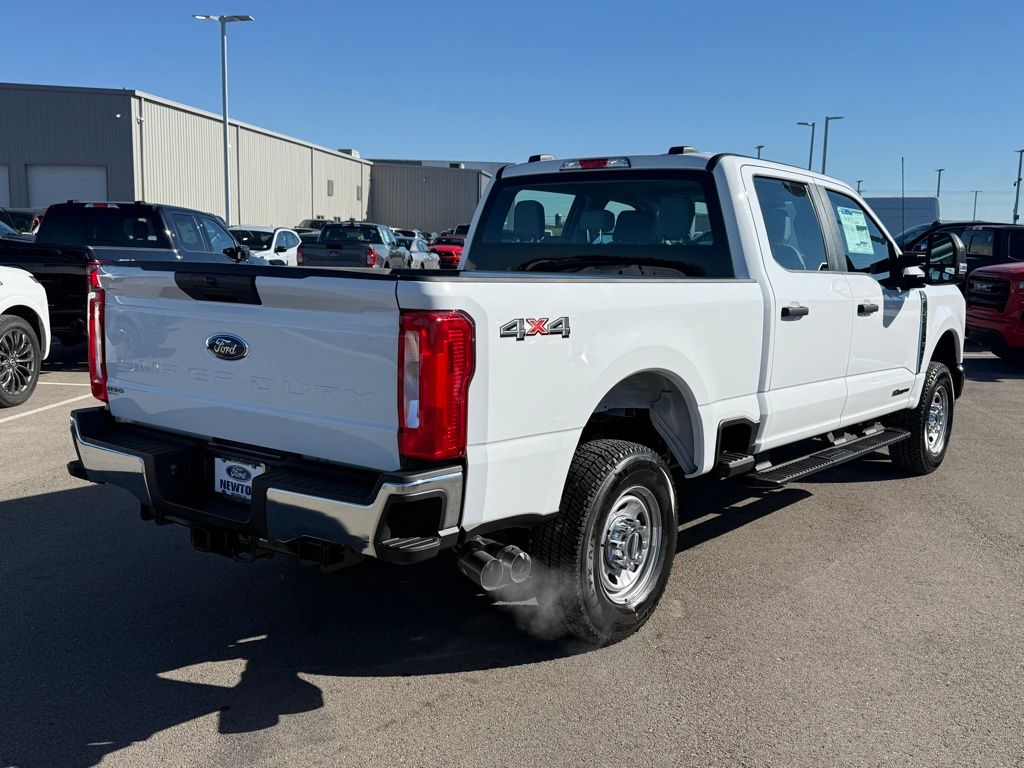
971, 190, 981, 219
935, 168, 945, 198
193, 13, 254, 226
755, 144, 764, 159
1013, 150, 1024, 224
821, 115, 844, 174
856, 180, 863, 194
797, 121, 815, 170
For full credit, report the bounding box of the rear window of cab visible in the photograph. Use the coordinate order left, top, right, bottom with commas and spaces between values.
464, 169, 732, 277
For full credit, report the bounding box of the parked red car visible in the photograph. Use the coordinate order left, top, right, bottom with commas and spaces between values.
430, 236, 465, 269
966, 262, 1024, 359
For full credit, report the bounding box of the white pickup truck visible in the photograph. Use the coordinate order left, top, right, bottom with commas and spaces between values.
69, 150, 966, 644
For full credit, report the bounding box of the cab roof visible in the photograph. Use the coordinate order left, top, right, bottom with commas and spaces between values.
500, 151, 856, 192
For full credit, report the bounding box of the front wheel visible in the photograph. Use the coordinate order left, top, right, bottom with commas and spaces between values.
532, 439, 677, 645
888, 361, 955, 474
0, 315, 41, 408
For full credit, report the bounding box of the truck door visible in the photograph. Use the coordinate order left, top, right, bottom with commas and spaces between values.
818, 187, 921, 425
744, 170, 854, 449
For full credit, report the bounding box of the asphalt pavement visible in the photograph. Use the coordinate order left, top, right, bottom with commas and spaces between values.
1, 350, 1022, 768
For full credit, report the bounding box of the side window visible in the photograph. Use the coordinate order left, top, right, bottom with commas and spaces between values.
1007, 231, 1024, 261
965, 229, 994, 257
198, 216, 236, 253
753, 177, 830, 271
170, 213, 204, 251
825, 190, 892, 279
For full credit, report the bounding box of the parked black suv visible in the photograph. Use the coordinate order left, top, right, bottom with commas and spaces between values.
0, 201, 255, 346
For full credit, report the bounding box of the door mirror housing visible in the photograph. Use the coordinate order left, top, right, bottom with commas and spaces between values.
888, 232, 964, 290
224, 244, 251, 261
924, 231, 966, 285
274, 244, 288, 253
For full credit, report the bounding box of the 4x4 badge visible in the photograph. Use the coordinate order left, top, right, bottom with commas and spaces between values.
499, 317, 570, 341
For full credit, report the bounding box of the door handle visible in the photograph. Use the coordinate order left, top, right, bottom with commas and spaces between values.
781, 305, 810, 318
857, 302, 880, 316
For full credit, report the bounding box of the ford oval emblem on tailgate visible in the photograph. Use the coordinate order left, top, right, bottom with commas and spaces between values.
226, 464, 252, 481
206, 333, 249, 361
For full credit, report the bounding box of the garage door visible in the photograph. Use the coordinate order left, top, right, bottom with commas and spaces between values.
28, 165, 107, 207
0, 166, 9, 207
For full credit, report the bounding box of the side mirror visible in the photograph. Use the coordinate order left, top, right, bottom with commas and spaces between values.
274, 245, 288, 253
224, 244, 251, 261
924, 231, 966, 285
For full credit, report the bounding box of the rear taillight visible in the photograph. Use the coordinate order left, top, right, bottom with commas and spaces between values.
398, 310, 475, 461
87, 261, 107, 402
366, 247, 377, 267
296, 245, 304, 266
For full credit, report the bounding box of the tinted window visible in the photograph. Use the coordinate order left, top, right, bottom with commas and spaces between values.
434, 238, 464, 247
321, 225, 383, 245
454, 224, 471, 236
753, 178, 829, 272
198, 217, 236, 253
38, 205, 169, 248
825, 191, 892, 278
171, 214, 205, 251
231, 229, 273, 250
1007, 231, 1024, 261
468, 170, 731, 277
965, 229, 994, 257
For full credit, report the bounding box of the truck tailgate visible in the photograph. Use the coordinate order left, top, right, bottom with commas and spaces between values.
101, 264, 401, 471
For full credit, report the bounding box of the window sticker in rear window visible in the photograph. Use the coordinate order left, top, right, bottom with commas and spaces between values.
836, 206, 874, 255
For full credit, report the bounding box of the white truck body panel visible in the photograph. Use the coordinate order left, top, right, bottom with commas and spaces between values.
103, 270, 402, 470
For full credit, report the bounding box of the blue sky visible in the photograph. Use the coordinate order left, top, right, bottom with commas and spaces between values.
3, 0, 1022, 219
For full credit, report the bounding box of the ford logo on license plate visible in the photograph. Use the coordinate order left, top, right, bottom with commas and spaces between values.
206, 333, 249, 361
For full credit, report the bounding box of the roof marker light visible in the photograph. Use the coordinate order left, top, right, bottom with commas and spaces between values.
560, 157, 631, 171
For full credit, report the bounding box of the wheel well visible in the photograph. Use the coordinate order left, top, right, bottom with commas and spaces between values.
2, 305, 44, 347
931, 330, 962, 396
579, 372, 697, 473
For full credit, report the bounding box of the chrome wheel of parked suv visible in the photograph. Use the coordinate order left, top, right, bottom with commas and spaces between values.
0, 315, 41, 407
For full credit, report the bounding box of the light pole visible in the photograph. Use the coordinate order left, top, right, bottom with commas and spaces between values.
1013, 150, 1024, 224
193, 13, 253, 226
755, 144, 764, 159
797, 121, 815, 170
972, 190, 980, 219
821, 115, 844, 174
856, 180, 863, 194
935, 168, 945, 198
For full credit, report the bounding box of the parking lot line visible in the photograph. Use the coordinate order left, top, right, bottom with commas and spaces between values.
37, 380, 90, 386
0, 393, 93, 424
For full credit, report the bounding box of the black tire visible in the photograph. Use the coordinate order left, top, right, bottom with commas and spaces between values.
532, 439, 677, 645
888, 361, 955, 475
0, 314, 41, 408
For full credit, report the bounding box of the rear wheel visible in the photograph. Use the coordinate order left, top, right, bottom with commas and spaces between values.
0, 315, 41, 408
532, 439, 677, 645
888, 361, 955, 474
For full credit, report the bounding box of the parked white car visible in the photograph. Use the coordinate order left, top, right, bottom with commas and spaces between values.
0, 266, 50, 407
69, 150, 966, 644
229, 226, 303, 266
395, 236, 440, 269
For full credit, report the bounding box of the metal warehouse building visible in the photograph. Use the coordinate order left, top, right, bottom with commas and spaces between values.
0, 82, 370, 226
369, 160, 493, 233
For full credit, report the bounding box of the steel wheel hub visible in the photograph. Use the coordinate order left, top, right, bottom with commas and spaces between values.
0, 328, 34, 396
925, 386, 949, 455
598, 486, 663, 606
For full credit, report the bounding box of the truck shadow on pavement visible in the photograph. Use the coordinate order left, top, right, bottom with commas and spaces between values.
1, 477, 814, 768
963, 354, 1023, 383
